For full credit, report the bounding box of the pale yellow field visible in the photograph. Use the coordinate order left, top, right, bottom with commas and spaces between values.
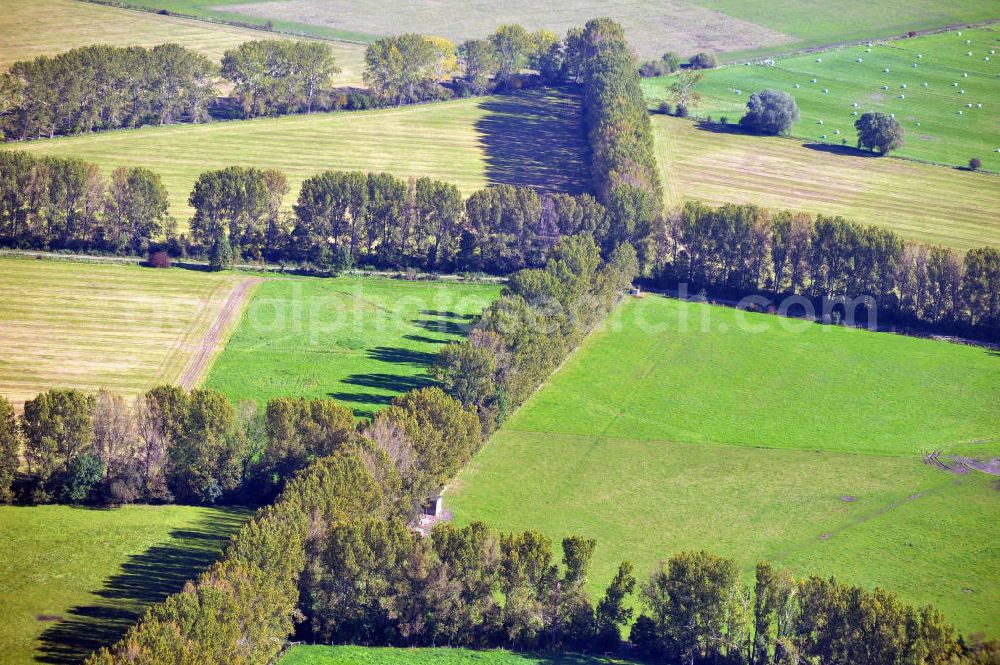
653, 115, 1000, 250
0, 0, 366, 85
0, 256, 246, 409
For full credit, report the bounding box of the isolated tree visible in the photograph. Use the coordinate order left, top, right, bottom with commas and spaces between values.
20, 388, 95, 501
669, 70, 702, 116
854, 111, 904, 154
688, 52, 718, 69
490, 24, 531, 86
457, 39, 497, 94
740, 89, 800, 135
595, 561, 637, 650
209, 234, 234, 270
104, 166, 171, 253
0, 396, 21, 503
661, 51, 681, 73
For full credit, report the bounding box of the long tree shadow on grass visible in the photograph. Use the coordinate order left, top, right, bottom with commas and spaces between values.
36, 508, 248, 664
476, 87, 590, 194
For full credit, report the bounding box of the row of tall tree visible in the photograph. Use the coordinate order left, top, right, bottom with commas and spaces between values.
363, 25, 568, 104
657, 201, 1000, 335
577, 18, 664, 267
0, 151, 171, 253
0, 40, 341, 140
0, 384, 481, 508
435, 234, 639, 430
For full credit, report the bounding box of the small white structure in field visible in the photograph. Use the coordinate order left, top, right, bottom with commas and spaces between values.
963, 72, 968, 77
816, 57, 822, 62
889, 113, 895, 118
901, 84, 907, 88
957, 31, 962, 36
899, 94, 905, 99
856, 57, 863, 63
953, 81, 958, 86
866, 47, 872, 53
734, 89, 742, 94
883, 68, 890, 73
811, 78, 817, 83
958, 110, 964, 114
422, 494, 444, 518
977, 103, 983, 108
882, 85, 889, 90
820, 134, 827, 139
818, 119, 824, 124
833, 129, 840, 135
992, 50, 997, 54
823, 88, 829, 93
917, 54, 922, 58
986, 57, 991, 61
967, 103, 973, 107
960, 89, 965, 94
851, 110, 858, 115
922, 82, 929, 87
967, 52, 973, 56
852, 102, 859, 107
915, 122, 920, 126
912, 63, 917, 68
965, 39, 971, 44
794, 83, 800, 88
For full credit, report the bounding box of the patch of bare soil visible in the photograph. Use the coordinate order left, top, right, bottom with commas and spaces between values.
178, 277, 262, 389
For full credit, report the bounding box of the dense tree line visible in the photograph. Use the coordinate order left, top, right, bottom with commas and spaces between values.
0, 383, 486, 508
577, 19, 664, 267
363, 25, 567, 104
195, 167, 613, 272
656, 201, 1000, 337
0, 40, 342, 140
435, 234, 639, 429
0, 152, 170, 253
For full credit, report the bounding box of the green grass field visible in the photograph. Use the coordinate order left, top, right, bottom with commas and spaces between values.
0, 504, 248, 664
449, 296, 1000, 636
281, 646, 639, 665
203, 276, 501, 416
644, 27, 1000, 171
651, 115, 1000, 250
3, 88, 588, 220
0, 0, 366, 83
112, 0, 998, 60
0, 256, 249, 410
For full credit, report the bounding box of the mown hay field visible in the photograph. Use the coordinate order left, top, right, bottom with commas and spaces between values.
651, 115, 1000, 250
449, 296, 1000, 636
644, 27, 1000, 171
0, 504, 248, 664
0, 0, 366, 83
0, 256, 248, 409
117, 0, 998, 59
2, 89, 589, 221
204, 276, 501, 417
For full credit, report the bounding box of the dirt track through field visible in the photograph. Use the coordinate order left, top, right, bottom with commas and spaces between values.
178, 277, 262, 389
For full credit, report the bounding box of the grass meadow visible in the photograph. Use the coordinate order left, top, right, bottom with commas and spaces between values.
115, 0, 998, 60
651, 115, 1000, 250
0, 256, 251, 410
0, 0, 366, 83
3, 89, 589, 220
644, 27, 1000, 171
0, 504, 248, 664
281, 646, 639, 665
449, 296, 1000, 637
203, 276, 501, 417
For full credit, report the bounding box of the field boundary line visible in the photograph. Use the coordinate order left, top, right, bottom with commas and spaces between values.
177, 276, 264, 390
